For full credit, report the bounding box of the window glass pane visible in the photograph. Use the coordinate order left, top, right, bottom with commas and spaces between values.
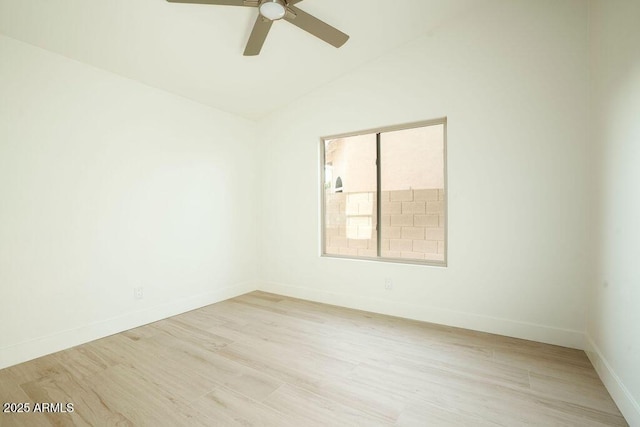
324, 134, 377, 257
380, 124, 445, 262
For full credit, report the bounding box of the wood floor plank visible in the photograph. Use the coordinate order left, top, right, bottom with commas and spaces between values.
396, 401, 498, 427
0, 370, 53, 427
190, 385, 294, 427
0, 291, 628, 426
529, 371, 623, 416
20, 376, 125, 427
532, 398, 629, 426
290, 369, 407, 422
135, 329, 284, 402
262, 383, 392, 427
6, 357, 73, 386
86, 364, 210, 427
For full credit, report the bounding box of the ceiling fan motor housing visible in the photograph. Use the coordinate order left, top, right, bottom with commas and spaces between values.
259, 0, 286, 21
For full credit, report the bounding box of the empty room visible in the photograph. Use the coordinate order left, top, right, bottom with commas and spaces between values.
0, 0, 638, 425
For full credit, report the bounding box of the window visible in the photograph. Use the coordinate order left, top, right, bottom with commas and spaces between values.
321, 118, 447, 265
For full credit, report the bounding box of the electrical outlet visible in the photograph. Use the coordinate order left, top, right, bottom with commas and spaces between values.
385, 278, 393, 291
134, 287, 144, 300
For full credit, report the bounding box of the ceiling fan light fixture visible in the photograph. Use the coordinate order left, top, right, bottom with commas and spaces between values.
259, 0, 286, 21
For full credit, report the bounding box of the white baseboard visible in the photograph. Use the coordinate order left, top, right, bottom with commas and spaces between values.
258, 281, 585, 350
585, 336, 640, 426
0, 281, 258, 370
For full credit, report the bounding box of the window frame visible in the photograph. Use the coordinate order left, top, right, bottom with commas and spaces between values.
320, 117, 448, 267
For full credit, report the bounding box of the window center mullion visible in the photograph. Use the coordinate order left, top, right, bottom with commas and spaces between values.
376, 132, 382, 258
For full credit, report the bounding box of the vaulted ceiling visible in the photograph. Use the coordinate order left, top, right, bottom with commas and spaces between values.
0, 0, 484, 119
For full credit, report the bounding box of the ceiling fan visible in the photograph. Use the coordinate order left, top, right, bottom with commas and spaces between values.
166, 0, 349, 56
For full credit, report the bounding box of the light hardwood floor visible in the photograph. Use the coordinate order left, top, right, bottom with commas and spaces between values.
0, 291, 628, 426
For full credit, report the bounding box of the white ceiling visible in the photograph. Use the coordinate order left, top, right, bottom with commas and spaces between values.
0, 0, 483, 120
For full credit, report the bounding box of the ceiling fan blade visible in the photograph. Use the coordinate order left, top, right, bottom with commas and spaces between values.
166, 0, 249, 6
285, 5, 349, 48
244, 16, 273, 56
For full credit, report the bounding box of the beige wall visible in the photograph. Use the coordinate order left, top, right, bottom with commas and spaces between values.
382, 125, 445, 191
325, 134, 376, 193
